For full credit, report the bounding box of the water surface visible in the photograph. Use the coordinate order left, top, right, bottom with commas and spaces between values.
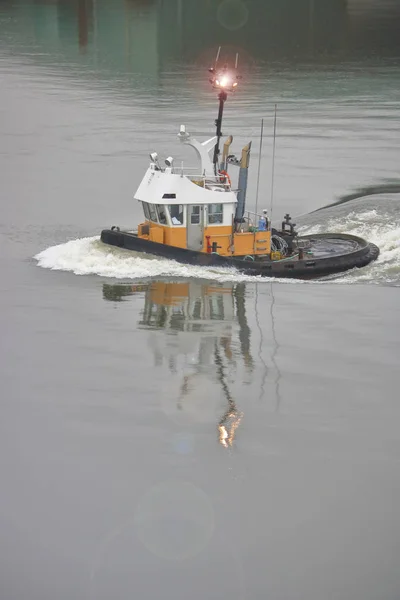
1, 2, 400, 599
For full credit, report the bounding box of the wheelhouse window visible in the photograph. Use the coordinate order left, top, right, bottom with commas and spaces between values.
208, 204, 223, 224
190, 206, 200, 224
143, 201, 158, 223
156, 205, 167, 225
146, 203, 158, 223
142, 202, 150, 220
168, 204, 184, 225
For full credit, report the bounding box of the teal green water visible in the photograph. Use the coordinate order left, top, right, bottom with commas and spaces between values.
1, 2, 400, 599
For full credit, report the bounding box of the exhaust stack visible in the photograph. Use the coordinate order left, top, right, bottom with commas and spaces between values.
235, 142, 252, 225
220, 135, 233, 172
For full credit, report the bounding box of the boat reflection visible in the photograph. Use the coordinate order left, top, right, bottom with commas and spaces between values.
103, 280, 254, 447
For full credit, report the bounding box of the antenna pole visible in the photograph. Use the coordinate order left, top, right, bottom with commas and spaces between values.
269, 104, 277, 229
215, 45, 221, 67
254, 118, 264, 218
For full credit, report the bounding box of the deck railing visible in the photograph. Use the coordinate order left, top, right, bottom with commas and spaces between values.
172, 166, 232, 190
242, 210, 268, 229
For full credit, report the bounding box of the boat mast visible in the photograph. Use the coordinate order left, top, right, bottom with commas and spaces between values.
208, 49, 240, 175
213, 89, 228, 173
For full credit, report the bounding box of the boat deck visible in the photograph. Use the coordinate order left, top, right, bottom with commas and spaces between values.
255, 235, 363, 263
303, 236, 361, 259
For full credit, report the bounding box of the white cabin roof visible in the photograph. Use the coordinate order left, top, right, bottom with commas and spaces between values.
134, 166, 237, 206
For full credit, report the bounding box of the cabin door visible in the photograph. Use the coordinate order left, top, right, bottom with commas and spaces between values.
187, 205, 204, 251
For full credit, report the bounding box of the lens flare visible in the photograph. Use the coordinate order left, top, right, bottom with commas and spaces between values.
217, 0, 249, 32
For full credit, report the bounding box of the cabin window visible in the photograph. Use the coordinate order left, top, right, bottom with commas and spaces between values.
163, 193, 176, 199
142, 202, 151, 220
208, 203, 223, 224
168, 204, 184, 225
190, 206, 201, 225
148, 203, 158, 223
156, 205, 167, 225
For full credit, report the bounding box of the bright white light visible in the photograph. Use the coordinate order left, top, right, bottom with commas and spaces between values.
220, 76, 230, 87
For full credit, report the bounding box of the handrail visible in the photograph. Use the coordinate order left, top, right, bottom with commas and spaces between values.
245, 210, 266, 221
206, 233, 232, 237
188, 174, 232, 191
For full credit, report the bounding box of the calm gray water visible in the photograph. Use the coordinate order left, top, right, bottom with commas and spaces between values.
1, 1, 400, 599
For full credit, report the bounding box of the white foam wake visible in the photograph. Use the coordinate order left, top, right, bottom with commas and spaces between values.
33, 237, 295, 283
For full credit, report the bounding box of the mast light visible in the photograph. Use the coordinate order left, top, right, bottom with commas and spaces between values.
208, 47, 241, 93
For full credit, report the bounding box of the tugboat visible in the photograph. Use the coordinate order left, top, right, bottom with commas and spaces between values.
101, 52, 379, 279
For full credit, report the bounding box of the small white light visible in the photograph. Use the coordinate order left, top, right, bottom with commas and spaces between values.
165, 156, 174, 167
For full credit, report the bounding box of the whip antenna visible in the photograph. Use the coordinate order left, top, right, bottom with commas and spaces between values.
215, 46, 221, 68
269, 104, 277, 228
254, 118, 264, 219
